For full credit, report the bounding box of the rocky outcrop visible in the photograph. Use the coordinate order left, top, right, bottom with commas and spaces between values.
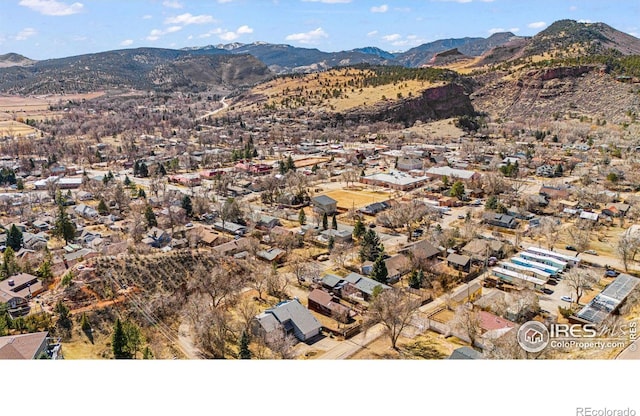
342, 82, 476, 127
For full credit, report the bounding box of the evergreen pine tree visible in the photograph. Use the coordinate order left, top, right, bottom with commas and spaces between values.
181, 195, 193, 218
298, 208, 306, 225
53, 203, 76, 244
6, 224, 23, 251
239, 331, 251, 359
327, 235, 335, 252
112, 318, 129, 359
359, 229, 383, 262
370, 254, 389, 284
144, 205, 157, 228
353, 217, 365, 240
97, 199, 109, 216
322, 212, 328, 230
142, 346, 154, 359
408, 269, 424, 289
331, 214, 338, 230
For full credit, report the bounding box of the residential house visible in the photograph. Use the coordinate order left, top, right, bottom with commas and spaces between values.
307, 289, 353, 324
257, 247, 286, 263
0, 332, 52, 360
363, 254, 410, 283
358, 201, 391, 216
602, 203, 631, 218
253, 298, 322, 343
448, 346, 483, 359
142, 227, 171, 248
22, 232, 48, 251
0, 273, 43, 317
256, 215, 281, 231
319, 228, 352, 244
447, 253, 471, 273
461, 239, 505, 262
341, 272, 391, 301
482, 212, 517, 229
539, 185, 570, 200
213, 221, 247, 236
212, 237, 254, 257
311, 195, 338, 215
74, 204, 99, 220
448, 281, 483, 307
399, 239, 442, 264
76, 191, 94, 201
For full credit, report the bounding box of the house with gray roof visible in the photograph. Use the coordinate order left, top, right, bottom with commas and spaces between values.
342, 272, 390, 301
253, 298, 322, 342
311, 195, 337, 215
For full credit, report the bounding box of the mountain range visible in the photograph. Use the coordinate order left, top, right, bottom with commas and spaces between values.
0, 19, 638, 94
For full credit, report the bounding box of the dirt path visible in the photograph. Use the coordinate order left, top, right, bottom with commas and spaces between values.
178, 320, 202, 359
197, 96, 228, 120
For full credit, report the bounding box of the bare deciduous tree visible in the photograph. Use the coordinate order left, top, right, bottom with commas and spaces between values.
563, 267, 598, 305
452, 305, 483, 347
364, 288, 421, 350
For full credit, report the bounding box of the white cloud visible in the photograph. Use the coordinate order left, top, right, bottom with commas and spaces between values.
120, 39, 134, 46
146, 26, 182, 41
382, 33, 401, 42
488, 27, 505, 34
162, 0, 183, 8
569, 5, 578, 11
509, 27, 520, 33
370, 4, 388, 13
142, 14, 152, 20
528, 21, 547, 29
218, 25, 254, 41
15, 28, 38, 41
301, 0, 351, 3
165, 13, 215, 25
367, 30, 378, 37
19, 0, 84, 16
285, 27, 328, 44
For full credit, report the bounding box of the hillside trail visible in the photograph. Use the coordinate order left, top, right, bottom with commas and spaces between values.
197, 96, 228, 120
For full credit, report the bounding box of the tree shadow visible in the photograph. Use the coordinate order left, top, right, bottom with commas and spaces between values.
82, 327, 94, 344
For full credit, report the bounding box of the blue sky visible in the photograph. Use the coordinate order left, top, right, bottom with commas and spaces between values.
1, 0, 639, 60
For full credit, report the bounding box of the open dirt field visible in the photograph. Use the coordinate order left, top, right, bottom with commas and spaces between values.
321, 188, 392, 210
0, 120, 38, 137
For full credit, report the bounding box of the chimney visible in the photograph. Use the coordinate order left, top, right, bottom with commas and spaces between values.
8, 279, 14, 286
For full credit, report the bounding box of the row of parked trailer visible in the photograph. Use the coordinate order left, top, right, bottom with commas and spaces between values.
491, 246, 581, 290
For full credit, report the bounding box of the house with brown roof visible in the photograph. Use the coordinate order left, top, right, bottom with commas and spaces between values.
307, 289, 353, 324
0, 331, 50, 359
447, 253, 471, 273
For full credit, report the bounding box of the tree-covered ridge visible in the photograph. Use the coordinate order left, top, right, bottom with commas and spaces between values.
518, 50, 640, 78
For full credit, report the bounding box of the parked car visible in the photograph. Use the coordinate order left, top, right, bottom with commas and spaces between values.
542, 288, 554, 295
605, 269, 619, 278
565, 245, 577, 251
547, 279, 558, 286
584, 250, 598, 255
561, 296, 573, 302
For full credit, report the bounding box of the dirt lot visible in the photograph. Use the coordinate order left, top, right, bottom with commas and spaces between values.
321, 188, 392, 210
349, 330, 468, 359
